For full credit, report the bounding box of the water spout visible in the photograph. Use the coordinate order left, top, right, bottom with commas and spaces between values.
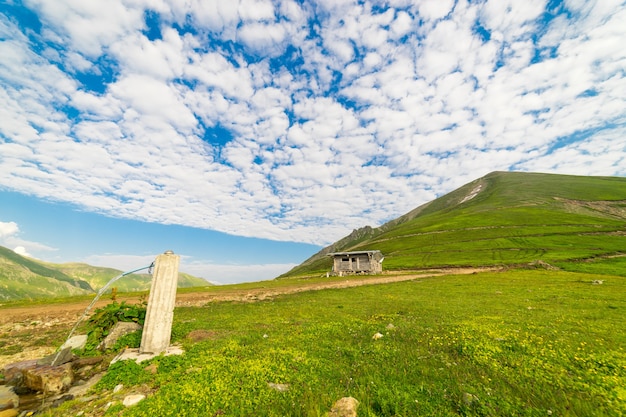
53, 263, 154, 364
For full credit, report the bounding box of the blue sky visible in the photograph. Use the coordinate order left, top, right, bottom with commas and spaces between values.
1, 0, 625, 284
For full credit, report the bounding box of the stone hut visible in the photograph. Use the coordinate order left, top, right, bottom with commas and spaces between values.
329, 250, 384, 276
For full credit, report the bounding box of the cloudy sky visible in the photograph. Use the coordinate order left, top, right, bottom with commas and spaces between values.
1, 0, 624, 284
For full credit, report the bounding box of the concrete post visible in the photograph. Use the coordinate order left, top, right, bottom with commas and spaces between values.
140, 250, 179, 354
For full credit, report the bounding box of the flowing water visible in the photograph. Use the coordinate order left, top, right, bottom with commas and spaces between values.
52, 263, 154, 364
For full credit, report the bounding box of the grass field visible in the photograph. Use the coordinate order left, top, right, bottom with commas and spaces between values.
43, 269, 626, 416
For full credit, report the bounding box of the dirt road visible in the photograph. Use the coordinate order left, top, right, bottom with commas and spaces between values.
0, 267, 500, 368
0, 267, 497, 328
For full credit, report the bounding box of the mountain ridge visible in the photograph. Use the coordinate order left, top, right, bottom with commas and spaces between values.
0, 248, 210, 301
281, 171, 626, 277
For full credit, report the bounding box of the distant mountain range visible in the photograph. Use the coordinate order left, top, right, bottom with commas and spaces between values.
282, 171, 626, 277
0, 246, 209, 301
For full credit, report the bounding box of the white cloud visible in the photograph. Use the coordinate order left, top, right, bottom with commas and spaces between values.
417, 0, 456, 22
0, 220, 55, 256
2, 0, 626, 251
0, 221, 19, 239
13, 246, 32, 257
26, 0, 147, 57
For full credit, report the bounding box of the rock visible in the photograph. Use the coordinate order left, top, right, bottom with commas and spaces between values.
111, 345, 184, 364
123, 394, 145, 407
327, 397, 359, 417
0, 386, 18, 411
38, 347, 74, 366
372, 332, 384, 340
113, 384, 124, 393
67, 373, 104, 397
102, 322, 142, 351
23, 363, 73, 394
60, 335, 88, 351
3, 360, 38, 385
463, 392, 477, 406
268, 383, 289, 392
72, 356, 104, 369
386, 323, 395, 330
51, 394, 74, 408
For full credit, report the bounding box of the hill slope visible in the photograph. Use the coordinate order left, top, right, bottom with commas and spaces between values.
51, 262, 210, 293
0, 248, 210, 301
282, 171, 626, 277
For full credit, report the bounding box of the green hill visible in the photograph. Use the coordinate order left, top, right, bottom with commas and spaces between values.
0, 249, 210, 301
51, 263, 210, 293
282, 171, 626, 277
0, 246, 94, 300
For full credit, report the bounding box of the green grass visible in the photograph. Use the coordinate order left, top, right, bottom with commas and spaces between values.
44, 270, 626, 416
557, 256, 626, 277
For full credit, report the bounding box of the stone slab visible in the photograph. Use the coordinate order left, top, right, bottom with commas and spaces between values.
111, 345, 184, 364
0, 386, 18, 411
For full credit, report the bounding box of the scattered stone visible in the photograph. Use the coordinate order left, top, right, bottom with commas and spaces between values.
372, 332, 384, 340
111, 345, 184, 364
592, 280, 604, 285
51, 394, 74, 408
113, 384, 124, 393
101, 322, 142, 350
67, 373, 104, 397
268, 383, 290, 392
23, 363, 73, 394
38, 347, 74, 366
123, 394, 146, 407
385, 323, 395, 330
0, 386, 18, 411
60, 335, 88, 351
528, 260, 559, 270
463, 392, 477, 406
327, 397, 359, 417
77, 395, 98, 403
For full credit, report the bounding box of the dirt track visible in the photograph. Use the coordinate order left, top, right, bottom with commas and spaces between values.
0, 267, 501, 369
0, 267, 498, 328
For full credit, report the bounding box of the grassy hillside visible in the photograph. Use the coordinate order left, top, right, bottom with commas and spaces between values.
53, 263, 210, 293
0, 249, 209, 300
283, 171, 626, 277
0, 246, 94, 301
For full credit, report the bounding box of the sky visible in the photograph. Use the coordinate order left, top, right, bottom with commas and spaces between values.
1, 0, 625, 284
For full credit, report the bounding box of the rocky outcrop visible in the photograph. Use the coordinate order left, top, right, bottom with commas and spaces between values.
327, 397, 359, 417
23, 363, 73, 394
